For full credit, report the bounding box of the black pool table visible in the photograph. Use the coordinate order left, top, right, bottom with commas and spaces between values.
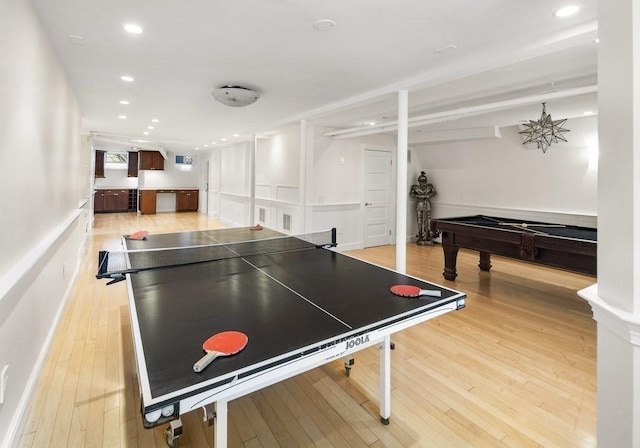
430, 215, 597, 280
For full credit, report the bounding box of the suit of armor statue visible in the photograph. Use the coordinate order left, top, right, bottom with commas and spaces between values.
409, 171, 437, 245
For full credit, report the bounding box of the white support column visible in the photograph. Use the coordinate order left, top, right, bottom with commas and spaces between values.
395, 90, 408, 274
299, 120, 308, 232
578, 1, 640, 447
249, 136, 257, 225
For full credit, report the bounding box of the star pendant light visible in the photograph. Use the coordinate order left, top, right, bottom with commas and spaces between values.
519, 103, 570, 153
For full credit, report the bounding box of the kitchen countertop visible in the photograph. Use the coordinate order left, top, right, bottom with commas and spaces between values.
138, 187, 199, 191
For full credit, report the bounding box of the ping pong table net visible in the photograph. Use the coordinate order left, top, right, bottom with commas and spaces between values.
96, 228, 337, 285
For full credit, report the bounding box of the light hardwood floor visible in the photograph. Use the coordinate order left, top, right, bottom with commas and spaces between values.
18, 212, 596, 447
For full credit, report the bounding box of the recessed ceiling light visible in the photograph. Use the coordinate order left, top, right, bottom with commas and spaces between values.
151, 118, 159, 123
124, 23, 143, 34
118, 115, 127, 119
594, 38, 600, 43
314, 19, 336, 31
147, 126, 154, 130
211, 141, 217, 145
221, 138, 227, 141
233, 133, 239, 137
143, 131, 149, 135
195, 147, 200, 150
68, 35, 85, 45
435, 44, 458, 54
204, 144, 208, 147
554, 5, 579, 17
120, 75, 134, 82
119, 100, 130, 105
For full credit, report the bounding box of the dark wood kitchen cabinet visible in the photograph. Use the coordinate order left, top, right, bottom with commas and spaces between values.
128, 151, 139, 177
139, 151, 164, 170
95, 150, 105, 178
138, 190, 157, 214
176, 190, 199, 212
94, 189, 137, 213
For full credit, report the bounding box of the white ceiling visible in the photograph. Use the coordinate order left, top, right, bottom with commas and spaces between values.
31, 0, 598, 152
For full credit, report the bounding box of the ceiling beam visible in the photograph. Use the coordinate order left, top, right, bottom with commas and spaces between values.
409, 126, 502, 145
325, 85, 597, 139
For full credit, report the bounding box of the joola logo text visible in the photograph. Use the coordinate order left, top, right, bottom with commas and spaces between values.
345, 334, 370, 350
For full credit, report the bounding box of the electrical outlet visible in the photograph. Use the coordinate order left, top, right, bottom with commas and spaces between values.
0, 365, 8, 404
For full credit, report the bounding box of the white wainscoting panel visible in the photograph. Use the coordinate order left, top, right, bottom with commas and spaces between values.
219, 193, 251, 227
255, 183, 272, 200
276, 185, 299, 204
308, 203, 361, 251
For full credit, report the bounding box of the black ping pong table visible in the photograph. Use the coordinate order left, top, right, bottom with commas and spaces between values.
99, 227, 466, 447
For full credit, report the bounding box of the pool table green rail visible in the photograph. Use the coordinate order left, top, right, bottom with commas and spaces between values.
430, 215, 597, 280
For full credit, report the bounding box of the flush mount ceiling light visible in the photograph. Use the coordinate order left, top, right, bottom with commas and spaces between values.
211, 86, 260, 107
519, 102, 570, 153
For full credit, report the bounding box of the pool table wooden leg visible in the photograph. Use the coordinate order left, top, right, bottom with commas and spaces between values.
479, 251, 492, 271
442, 245, 459, 280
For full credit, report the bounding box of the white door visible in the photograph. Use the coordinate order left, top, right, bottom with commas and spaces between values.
363, 149, 394, 247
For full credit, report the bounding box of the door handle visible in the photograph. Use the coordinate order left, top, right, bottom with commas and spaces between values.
364, 202, 372, 206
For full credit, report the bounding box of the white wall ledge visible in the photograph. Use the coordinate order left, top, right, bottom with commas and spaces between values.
578, 284, 640, 346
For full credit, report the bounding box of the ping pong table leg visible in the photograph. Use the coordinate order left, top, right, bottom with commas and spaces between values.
214, 400, 228, 448
379, 334, 391, 425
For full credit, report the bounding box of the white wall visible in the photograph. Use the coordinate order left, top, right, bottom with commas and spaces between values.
0, 2, 87, 446
413, 116, 598, 227
213, 123, 399, 241
94, 167, 138, 189
256, 126, 301, 196
137, 150, 200, 189
309, 137, 362, 204
218, 143, 251, 226
309, 131, 398, 248
213, 116, 598, 250
253, 125, 303, 232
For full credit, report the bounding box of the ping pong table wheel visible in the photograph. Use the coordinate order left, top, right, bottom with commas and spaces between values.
344, 357, 355, 377
164, 419, 183, 448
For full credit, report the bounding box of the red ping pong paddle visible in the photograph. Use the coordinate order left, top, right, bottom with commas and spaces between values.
193, 331, 248, 373
390, 285, 442, 298
125, 230, 148, 240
